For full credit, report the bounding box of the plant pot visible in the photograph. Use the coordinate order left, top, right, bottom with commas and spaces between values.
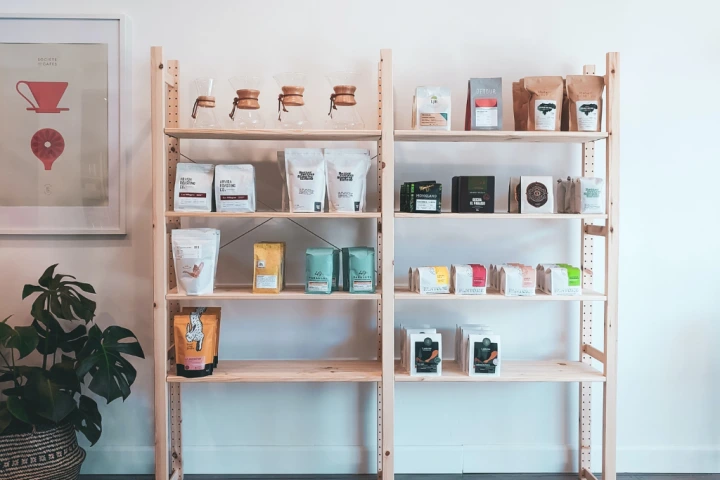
0, 423, 86, 480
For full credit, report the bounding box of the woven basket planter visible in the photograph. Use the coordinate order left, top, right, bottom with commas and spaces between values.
0, 423, 86, 480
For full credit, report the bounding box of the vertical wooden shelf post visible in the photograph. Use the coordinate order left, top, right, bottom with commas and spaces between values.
602, 52, 620, 480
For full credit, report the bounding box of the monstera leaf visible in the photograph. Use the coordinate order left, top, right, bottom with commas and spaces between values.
23, 263, 96, 324
0, 402, 12, 434
76, 325, 144, 403
70, 395, 102, 446
22, 367, 76, 423
0, 318, 39, 359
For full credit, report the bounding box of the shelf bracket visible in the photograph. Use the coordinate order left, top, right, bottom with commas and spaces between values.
582, 468, 600, 480
164, 71, 176, 88
584, 225, 607, 237
582, 343, 606, 363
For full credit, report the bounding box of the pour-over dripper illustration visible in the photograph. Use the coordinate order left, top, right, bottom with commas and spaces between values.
31, 128, 65, 170
16, 81, 69, 113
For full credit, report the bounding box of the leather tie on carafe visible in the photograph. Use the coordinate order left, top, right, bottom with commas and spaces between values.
192, 96, 215, 119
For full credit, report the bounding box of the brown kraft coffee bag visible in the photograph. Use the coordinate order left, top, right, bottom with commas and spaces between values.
566, 75, 605, 132
524, 76, 564, 131
512, 81, 530, 131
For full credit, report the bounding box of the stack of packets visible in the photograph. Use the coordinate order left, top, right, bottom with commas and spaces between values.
409, 265, 487, 295
489, 264, 537, 296
456, 324, 501, 376
400, 181, 442, 214
174, 307, 221, 378
400, 325, 442, 377
536, 263, 582, 296
253, 242, 286, 293
304, 247, 376, 294
556, 177, 606, 214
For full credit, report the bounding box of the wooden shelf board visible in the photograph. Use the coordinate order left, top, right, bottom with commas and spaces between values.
394, 130, 608, 143
394, 287, 606, 301
168, 360, 381, 383
395, 212, 607, 220
165, 128, 381, 141
395, 360, 605, 383
166, 285, 381, 300
166, 211, 380, 219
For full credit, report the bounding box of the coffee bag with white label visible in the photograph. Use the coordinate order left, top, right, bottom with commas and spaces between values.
214, 164, 256, 213
572, 177, 606, 214
413, 86, 451, 131
253, 242, 285, 294
305, 248, 334, 294
451, 264, 487, 295
567, 75, 604, 132
498, 265, 536, 296
174, 163, 214, 212
325, 149, 371, 212
171, 228, 220, 295
285, 148, 326, 213
524, 76, 564, 131
466, 78, 502, 131
343, 247, 376, 293
413, 266, 450, 295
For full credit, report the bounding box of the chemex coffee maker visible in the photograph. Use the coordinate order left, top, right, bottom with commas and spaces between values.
16, 80, 69, 170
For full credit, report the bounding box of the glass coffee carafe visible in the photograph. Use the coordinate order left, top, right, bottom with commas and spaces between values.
325, 72, 364, 130
228, 76, 265, 129
191, 77, 220, 128
274, 72, 311, 130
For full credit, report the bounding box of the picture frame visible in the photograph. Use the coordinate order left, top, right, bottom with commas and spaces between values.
0, 14, 130, 235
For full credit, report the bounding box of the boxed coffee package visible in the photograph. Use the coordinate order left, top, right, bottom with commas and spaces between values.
452, 176, 495, 213
401, 326, 436, 371
285, 148, 326, 213
214, 164, 256, 213
469, 333, 501, 376
253, 242, 286, 293
411, 332, 442, 376
412, 87, 451, 131
498, 264, 536, 296
520, 176, 554, 214
305, 248, 334, 294
171, 228, 220, 296
567, 75, 605, 132
524, 76, 564, 131
181, 307, 221, 367
174, 308, 219, 378
451, 264, 487, 295
411, 266, 450, 295
325, 149, 371, 213
400, 181, 442, 213
342, 247, 376, 293
174, 163, 214, 212
537, 263, 582, 296
465, 78, 502, 131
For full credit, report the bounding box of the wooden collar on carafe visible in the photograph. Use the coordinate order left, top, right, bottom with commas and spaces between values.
277, 86, 304, 120
230, 89, 260, 120
191, 95, 216, 119
328, 85, 357, 117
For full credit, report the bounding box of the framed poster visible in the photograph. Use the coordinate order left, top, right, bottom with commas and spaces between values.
0, 15, 129, 234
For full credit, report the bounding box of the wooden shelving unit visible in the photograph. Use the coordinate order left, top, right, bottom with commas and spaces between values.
152, 48, 619, 480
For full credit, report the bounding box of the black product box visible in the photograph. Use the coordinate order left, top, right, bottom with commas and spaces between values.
452, 176, 495, 213
400, 181, 441, 214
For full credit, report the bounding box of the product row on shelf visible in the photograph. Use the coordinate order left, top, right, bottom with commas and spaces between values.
402, 175, 606, 215
414, 74, 604, 132
171, 228, 376, 296
174, 148, 371, 214
409, 263, 583, 297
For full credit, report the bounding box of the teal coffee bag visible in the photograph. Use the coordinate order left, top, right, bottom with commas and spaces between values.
305, 248, 334, 294
343, 247, 376, 293
332, 248, 340, 291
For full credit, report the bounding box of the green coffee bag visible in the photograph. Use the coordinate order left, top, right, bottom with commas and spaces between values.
343, 247, 376, 293
305, 248, 334, 294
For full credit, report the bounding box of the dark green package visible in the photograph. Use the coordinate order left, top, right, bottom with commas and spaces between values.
305, 248, 334, 294
332, 248, 340, 291
343, 247, 376, 293
400, 181, 441, 213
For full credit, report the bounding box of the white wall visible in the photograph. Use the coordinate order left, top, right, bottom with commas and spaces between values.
1, 0, 719, 475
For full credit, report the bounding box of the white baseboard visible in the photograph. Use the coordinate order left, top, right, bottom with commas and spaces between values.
81, 444, 720, 475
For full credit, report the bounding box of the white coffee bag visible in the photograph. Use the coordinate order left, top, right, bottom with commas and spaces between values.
174, 163, 214, 212
214, 165, 256, 213
285, 148, 326, 213
520, 176, 554, 214
171, 228, 220, 295
498, 265, 536, 296
324, 148, 371, 212
573, 177, 606, 214
451, 264, 487, 295
413, 266, 450, 295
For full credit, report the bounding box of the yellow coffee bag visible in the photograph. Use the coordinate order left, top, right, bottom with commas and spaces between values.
253, 242, 285, 293
174, 309, 218, 378
181, 307, 221, 367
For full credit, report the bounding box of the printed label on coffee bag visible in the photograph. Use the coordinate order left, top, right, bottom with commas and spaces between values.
475, 106, 498, 127
416, 199, 436, 211
576, 101, 599, 131
420, 112, 448, 127
526, 182, 549, 207
535, 100, 557, 131
175, 245, 201, 259
256, 275, 278, 289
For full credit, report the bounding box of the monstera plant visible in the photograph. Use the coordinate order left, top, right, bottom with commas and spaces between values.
0, 264, 144, 446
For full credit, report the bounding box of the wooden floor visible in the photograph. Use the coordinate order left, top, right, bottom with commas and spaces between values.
80, 474, 720, 480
